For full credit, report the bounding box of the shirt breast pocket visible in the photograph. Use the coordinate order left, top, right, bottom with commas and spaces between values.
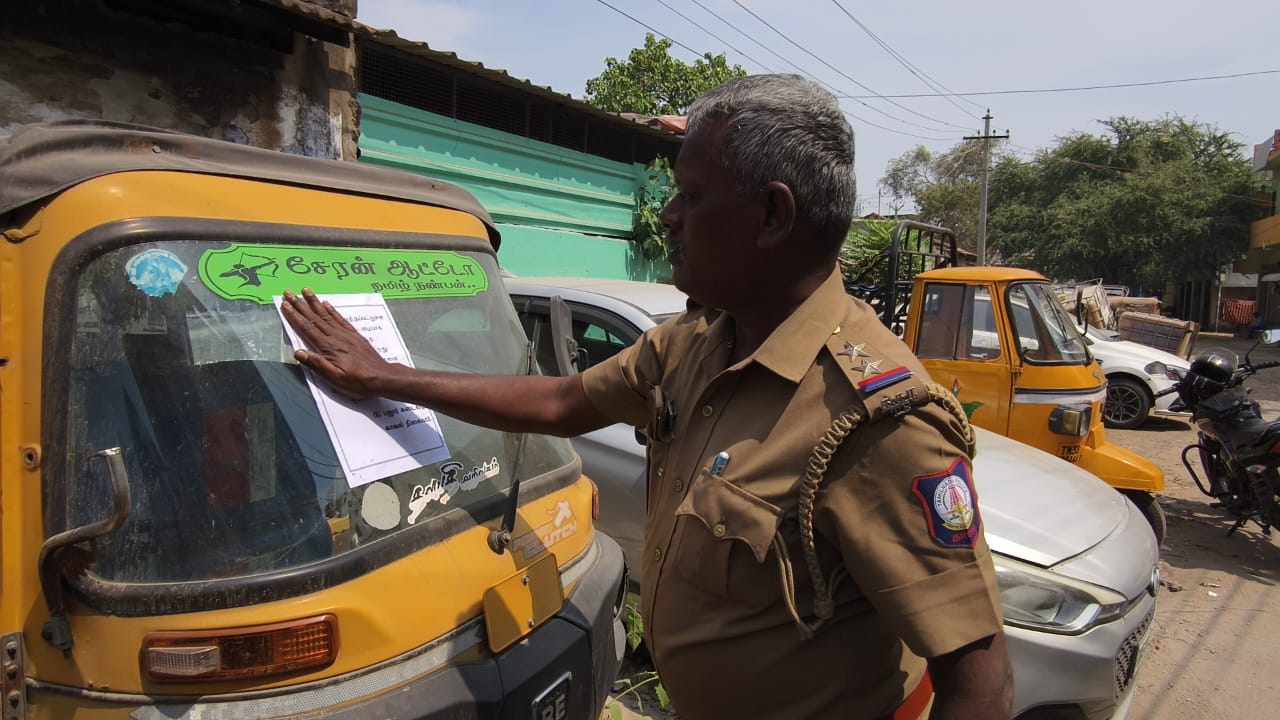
671, 469, 784, 609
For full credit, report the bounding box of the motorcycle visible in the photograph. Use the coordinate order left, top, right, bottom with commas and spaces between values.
1171, 329, 1280, 536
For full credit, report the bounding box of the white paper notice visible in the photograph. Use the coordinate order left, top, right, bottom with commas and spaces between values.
274, 294, 451, 487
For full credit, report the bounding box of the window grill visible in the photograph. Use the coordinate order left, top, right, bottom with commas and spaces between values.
455, 78, 527, 137
360, 44, 451, 117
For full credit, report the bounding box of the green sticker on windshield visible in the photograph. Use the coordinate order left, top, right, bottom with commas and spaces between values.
198, 244, 488, 304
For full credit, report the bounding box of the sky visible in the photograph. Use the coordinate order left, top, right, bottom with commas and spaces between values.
356, 0, 1280, 214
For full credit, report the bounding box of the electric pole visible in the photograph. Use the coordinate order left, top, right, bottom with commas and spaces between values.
964, 111, 1009, 265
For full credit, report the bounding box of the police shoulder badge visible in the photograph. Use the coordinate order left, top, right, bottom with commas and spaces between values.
911, 458, 981, 548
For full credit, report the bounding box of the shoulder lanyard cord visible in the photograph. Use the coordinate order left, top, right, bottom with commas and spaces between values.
778, 380, 976, 640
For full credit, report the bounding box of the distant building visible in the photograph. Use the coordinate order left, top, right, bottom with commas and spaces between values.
1234, 130, 1280, 326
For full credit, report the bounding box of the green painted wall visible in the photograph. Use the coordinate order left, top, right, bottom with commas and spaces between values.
357, 94, 671, 281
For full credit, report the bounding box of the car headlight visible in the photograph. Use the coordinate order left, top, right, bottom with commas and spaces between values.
1144, 361, 1168, 377
994, 555, 1127, 635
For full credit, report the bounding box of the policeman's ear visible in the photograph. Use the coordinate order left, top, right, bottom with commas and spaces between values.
756, 181, 796, 250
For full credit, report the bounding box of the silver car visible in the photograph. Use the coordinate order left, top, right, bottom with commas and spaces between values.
509, 277, 1159, 720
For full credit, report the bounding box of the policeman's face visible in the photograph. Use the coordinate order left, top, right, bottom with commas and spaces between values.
660, 121, 765, 311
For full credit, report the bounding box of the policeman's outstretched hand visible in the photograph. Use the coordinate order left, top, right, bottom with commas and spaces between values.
282, 289, 387, 400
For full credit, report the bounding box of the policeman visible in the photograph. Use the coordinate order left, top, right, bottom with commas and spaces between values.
283, 74, 1012, 720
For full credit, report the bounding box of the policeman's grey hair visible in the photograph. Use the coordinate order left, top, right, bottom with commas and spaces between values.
686, 74, 856, 250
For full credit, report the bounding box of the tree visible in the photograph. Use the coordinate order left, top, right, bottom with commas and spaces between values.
879, 140, 1003, 250
584, 34, 745, 115
840, 217, 899, 278
987, 116, 1264, 291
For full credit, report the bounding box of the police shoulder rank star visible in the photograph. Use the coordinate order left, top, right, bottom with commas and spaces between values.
856, 358, 883, 379
837, 341, 870, 364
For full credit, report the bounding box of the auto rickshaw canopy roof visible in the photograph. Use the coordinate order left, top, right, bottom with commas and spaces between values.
0, 119, 501, 248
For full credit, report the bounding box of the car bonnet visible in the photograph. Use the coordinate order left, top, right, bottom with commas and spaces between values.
973, 428, 1128, 567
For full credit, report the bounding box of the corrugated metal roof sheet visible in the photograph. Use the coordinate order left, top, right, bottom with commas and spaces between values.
255, 0, 357, 29
353, 23, 684, 144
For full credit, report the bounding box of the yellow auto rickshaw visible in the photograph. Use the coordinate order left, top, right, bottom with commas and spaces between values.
0, 120, 625, 718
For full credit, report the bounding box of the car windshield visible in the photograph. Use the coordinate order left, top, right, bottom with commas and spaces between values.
55, 238, 574, 584
1007, 282, 1091, 365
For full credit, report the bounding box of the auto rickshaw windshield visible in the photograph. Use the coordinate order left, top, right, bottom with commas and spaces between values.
52, 238, 574, 585
1006, 282, 1092, 365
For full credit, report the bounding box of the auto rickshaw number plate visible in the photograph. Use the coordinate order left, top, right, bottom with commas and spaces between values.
483, 553, 564, 653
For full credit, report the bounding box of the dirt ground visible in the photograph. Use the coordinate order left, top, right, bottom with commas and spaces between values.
601, 333, 1280, 720
1118, 333, 1280, 720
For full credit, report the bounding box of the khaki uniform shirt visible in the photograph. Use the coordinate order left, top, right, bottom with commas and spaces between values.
580, 270, 1003, 720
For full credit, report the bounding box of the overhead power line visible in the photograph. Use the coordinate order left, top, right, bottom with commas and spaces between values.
591, 0, 706, 58
594, 0, 962, 142
687, 0, 812, 77
651, 0, 774, 73
843, 69, 1280, 98
730, 0, 972, 132
828, 0, 983, 118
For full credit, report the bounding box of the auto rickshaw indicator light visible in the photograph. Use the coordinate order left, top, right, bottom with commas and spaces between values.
142, 615, 338, 682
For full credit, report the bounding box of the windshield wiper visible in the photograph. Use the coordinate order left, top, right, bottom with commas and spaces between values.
487, 341, 535, 554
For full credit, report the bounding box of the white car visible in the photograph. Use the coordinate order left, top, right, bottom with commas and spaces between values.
1082, 324, 1190, 430
510, 277, 1159, 720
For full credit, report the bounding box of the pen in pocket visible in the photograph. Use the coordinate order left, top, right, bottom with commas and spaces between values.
710, 451, 730, 477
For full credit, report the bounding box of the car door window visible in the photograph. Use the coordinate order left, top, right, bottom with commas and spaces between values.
513, 297, 640, 376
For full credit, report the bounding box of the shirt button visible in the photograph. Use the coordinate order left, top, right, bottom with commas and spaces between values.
713, 523, 727, 537
657, 467, 664, 477
701, 405, 714, 417
652, 548, 662, 562
673, 479, 684, 492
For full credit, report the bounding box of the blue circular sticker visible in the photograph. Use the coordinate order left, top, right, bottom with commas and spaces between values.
125, 249, 188, 297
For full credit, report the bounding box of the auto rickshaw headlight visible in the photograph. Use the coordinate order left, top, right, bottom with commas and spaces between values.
1049, 405, 1091, 437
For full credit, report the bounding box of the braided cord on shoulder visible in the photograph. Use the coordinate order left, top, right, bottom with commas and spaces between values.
778, 379, 974, 639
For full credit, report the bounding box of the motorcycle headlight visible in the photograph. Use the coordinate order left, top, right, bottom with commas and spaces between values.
994, 555, 1127, 635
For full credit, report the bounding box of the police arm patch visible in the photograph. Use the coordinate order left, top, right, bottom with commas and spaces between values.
911, 458, 981, 548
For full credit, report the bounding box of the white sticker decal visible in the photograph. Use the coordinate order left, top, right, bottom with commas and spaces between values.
126, 248, 188, 297
360, 482, 401, 531
406, 458, 502, 522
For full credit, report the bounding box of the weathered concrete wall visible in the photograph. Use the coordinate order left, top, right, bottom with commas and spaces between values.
0, 0, 358, 159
